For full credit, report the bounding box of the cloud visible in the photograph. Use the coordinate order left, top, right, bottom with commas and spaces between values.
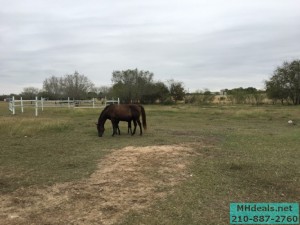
1, 0, 300, 94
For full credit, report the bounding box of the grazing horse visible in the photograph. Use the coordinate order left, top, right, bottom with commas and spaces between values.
99, 106, 133, 135
96, 104, 147, 137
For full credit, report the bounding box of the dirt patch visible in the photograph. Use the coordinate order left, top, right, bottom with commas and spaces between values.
0, 145, 198, 225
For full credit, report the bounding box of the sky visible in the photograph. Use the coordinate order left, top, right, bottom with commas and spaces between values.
1, 0, 300, 94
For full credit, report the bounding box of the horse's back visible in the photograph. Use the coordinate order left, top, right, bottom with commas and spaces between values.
112, 104, 143, 120
108, 104, 133, 120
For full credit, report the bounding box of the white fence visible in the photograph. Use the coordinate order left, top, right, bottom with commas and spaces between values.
8, 96, 120, 116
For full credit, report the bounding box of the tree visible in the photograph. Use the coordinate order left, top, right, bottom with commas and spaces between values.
265, 60, 300, 104
186, 89, 215, 105
21, 87, 40, 100
226, 87, 265, 104
43, 71, 94, 99
43, 76, 64, 99
168, 80, 185, 102
227, 87, 247, 104
94, 86, 112, 99
151, 82, 170, 103
111, 69, 162, 103
63, 71, 94, 99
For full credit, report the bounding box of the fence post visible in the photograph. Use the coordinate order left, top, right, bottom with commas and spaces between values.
41, 97, 44, 111
8, 100, 11, 113
12, 96, 15, 115
68, 97, 70, 108
35, 96, 38, 116
118, 98, 120, 104
93, 98, 95, 108
21, 97, 24, 113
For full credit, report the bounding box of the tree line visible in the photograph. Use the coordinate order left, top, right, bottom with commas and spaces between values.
2, 59, 300, 105
186, 59, 300, 105
185, 87, 266, 105
1, 69, 185, 104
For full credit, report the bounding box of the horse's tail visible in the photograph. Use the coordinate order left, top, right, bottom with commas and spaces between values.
140, 105, 147, 130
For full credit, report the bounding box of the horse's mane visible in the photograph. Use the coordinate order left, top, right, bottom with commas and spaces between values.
98, 105, 111, 123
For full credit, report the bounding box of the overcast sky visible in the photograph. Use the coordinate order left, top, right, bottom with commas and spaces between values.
1, 0, 300, 94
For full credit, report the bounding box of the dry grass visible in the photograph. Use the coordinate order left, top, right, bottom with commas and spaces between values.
0, 145, 197, 225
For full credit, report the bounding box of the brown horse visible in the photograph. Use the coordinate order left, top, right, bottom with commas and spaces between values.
99, 106, 132, 135
96, 104, 147, 137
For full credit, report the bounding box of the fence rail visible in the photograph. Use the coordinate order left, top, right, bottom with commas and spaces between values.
8, 96, 120, 116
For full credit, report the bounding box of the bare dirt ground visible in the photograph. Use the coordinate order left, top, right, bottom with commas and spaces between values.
0, 145, 198, 225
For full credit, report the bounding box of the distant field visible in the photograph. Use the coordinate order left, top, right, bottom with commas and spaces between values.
0, 102, 299, 224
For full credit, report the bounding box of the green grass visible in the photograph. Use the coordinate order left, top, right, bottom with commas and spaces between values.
1, 102, 299, 224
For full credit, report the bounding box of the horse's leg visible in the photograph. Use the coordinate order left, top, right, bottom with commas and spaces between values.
137, 119, 142, 135
132, 120, 137, 136
111, 120, 118, 136
117, 121, 121, 135
128, 121, 132, 134
110, 121, 114, 136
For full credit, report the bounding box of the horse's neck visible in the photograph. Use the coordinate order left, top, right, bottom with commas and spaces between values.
98, 117, 107, 126
99, 110, 111, 125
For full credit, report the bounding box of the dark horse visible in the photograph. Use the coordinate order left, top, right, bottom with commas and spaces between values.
96, 104, 147, 137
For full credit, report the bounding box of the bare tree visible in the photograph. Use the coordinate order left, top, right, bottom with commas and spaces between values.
43, 71, 95, 99
21, 87, 40, 100
43, 76, 64, 99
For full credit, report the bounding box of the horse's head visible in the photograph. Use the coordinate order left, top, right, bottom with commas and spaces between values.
96, 123, 105, 137
97, 105, 111, 137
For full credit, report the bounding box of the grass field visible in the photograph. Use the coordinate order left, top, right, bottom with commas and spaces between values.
0, 102, 299, 224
